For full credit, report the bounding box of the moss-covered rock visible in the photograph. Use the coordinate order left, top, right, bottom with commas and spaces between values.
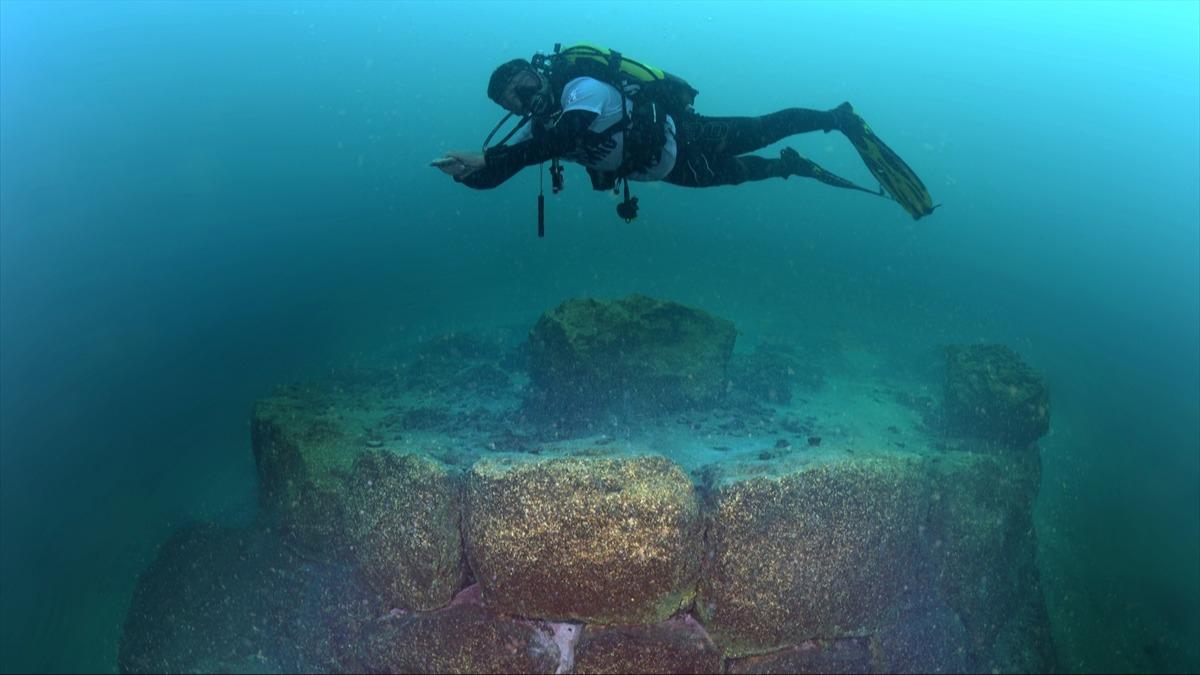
927, 448, 1056, 671
526, 294, 736, 418
252, 389, 358, 549
357, 601, 564, 674
941, 345, 1050, 448
252, 391, 463, 611
696, 451, 929, 656
464, 453, 703, 624
572, 614, 722, 674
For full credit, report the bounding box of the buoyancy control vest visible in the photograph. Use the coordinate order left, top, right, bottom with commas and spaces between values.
543, 43, 699, 120
534, 43, 699, 189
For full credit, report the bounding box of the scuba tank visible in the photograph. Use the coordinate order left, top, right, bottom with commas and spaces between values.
542, 43, 698, 120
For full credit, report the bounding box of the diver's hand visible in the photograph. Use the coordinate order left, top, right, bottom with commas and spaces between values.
430, 151, 484, 178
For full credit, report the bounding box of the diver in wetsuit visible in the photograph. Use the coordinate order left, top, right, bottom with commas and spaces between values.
432, 54, 934, 220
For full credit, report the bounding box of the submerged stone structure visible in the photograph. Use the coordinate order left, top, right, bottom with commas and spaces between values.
120, 297, 1056, 674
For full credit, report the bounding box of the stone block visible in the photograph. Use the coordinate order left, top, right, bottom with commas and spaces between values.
464, 453, 703, 624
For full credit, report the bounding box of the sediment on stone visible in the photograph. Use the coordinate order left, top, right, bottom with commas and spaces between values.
697, 450, 929, 657
464, 453, 703, 625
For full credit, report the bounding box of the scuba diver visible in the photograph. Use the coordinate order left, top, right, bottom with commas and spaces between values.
432, 45, 935, 233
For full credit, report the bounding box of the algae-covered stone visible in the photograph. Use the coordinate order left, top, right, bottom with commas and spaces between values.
941, 344, 1050, 447
697, 451, 928, 656
252, 389, 360, 549
572, 615, 723, 674
358, 601, 564, 674
526, 294, 736, 417
252, 391, 463, 610
464, 453, 703, 624
927, 448, 1056, 671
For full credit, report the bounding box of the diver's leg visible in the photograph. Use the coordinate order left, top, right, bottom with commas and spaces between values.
664, 146, 877, 191
667, 108, 847, 188
677, 109, 838, 158
664, 151, 787, 188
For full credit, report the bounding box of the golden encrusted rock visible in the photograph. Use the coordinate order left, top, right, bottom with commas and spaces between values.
697, 451, 928, 656
464, 453, 703, 624
342, 450, 464, 611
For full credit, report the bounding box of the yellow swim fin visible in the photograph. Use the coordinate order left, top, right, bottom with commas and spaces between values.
834, 103, 938, 220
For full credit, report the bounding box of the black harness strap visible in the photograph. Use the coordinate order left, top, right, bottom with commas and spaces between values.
605, 50, 641, 222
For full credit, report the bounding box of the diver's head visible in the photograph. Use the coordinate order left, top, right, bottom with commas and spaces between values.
487, 58, 552, 117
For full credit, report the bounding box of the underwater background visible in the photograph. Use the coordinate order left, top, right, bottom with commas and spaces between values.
0, 0, 1196, 672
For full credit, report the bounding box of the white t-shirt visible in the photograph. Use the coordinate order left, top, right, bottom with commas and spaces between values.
506, 76, 677, 182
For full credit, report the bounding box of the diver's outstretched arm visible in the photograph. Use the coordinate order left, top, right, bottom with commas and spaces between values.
431, 152, 485, 177
439, 110, 600, 190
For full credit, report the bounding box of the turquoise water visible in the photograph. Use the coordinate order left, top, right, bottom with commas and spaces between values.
1, 1, 1196, 672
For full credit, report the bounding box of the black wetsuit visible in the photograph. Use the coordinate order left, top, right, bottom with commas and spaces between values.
666, 108, 836, 187
458, 105, 838, 191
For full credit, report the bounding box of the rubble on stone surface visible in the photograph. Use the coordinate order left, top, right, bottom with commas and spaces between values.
121, 296, 1056, 674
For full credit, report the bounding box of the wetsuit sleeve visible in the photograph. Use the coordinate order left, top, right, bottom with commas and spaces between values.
456, 110, 599, 189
